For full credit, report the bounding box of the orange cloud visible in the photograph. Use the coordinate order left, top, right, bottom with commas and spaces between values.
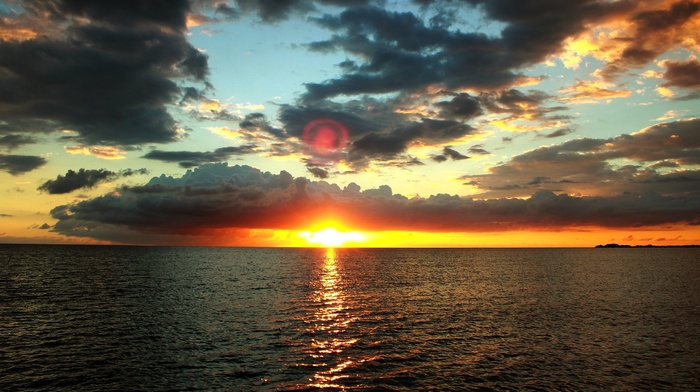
559, 79, 632, 103
65, 146, 127, 160
558, 1, 700, 79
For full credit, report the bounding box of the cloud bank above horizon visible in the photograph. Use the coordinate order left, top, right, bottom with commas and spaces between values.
1, 0, 699, 245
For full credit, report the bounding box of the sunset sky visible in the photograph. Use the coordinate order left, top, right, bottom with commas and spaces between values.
1, 0, 699, 247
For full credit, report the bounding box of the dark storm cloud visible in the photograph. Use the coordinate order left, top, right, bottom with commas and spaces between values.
38, 168, 150, 194
0, 0, 209, 146
0, 154, 47, 175
460, 118, 700, 198
49, 163, 700, 244
142, 145, 258, 168
0, 134, 36, 151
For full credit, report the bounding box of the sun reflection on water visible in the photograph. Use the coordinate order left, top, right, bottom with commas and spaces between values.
305, 247, 360, 389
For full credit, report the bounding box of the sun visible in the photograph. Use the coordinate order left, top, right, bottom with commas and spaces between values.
298, 227, 366, 247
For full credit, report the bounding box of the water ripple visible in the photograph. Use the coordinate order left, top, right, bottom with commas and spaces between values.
1, 245, 699, 390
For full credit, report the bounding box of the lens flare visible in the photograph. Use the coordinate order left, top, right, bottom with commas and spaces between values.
303, 118, 349, 157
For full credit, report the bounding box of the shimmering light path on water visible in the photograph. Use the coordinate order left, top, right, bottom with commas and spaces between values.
1, 245, 699, 390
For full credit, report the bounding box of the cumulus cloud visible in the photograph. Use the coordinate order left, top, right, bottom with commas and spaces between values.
0, 154, 46, 175
302, 6, 529, 102
461, 118, 700, 198
49, 163, 700, 244
0, 0, 209, 146
38, 168, 150, 194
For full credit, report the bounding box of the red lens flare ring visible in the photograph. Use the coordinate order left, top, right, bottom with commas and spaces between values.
302, 118, 349, 156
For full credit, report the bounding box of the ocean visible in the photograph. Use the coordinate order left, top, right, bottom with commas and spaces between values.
1, 245, 699, 391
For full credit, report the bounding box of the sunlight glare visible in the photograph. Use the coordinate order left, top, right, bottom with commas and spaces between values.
299, 227, 365, 247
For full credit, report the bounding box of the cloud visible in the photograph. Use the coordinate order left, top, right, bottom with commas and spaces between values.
239, 112, 286, 139
64, 146, 128, 160
436, 93, 483, 120
559, 80, 632, 103
662, 59, 700, 99
49, 163, 700, 244
38, 168, 150, 194
307, 166, 329, 179
542, 128, 576, 138
190, 0, 373, 24
663, 59, 700, 89
466, 0, 636, 65
276, 98, 482, 168
468, 144, 490, 155
303, 6, 526, 102
185, 98, 241, 122
431, 146, 468, 163
0, 134, 36, 151
460, 118, 700, 198
479, 89, 571, 131
600, 0, 700, 79
0, 0, 209, 146
348, 118, 476, 164
142, 145, 258, 167
443, 147, 469, 160
0, 154, 47, 175
279, 103, 384, 141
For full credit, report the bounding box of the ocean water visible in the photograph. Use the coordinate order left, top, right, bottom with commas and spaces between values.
1, 245, 699, 391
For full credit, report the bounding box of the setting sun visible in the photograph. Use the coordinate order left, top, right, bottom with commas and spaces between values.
298, 227, 366, 247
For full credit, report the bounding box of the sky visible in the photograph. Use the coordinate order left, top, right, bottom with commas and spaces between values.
1, 0, 699, 247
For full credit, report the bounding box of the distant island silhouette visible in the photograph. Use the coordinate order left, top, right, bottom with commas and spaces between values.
595, 243, 699, 248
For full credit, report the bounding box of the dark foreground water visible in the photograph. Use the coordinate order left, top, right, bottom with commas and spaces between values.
1, 245, 699, 391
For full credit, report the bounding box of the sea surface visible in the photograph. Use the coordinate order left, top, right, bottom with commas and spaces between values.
1, 245, 699, 391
